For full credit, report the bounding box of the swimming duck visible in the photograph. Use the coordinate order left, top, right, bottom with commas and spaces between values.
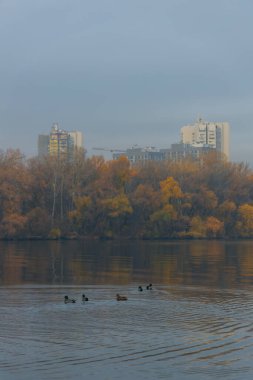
64, 295, 76, 304
138, 286, 143, 292
82, 294, 89, 302
116, 294, 128, 301
146, 283, 153, 290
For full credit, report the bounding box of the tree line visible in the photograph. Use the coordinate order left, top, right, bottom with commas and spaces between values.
1, 148, 253, 240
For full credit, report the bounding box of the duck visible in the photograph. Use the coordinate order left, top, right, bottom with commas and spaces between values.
82, 294, 89, 302
138, 286, 143, 292
116, 294, 128, 301
64, 295, 76, 303
146, 283, 153, 290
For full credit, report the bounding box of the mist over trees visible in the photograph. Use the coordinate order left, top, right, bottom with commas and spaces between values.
1, 148, 253, 240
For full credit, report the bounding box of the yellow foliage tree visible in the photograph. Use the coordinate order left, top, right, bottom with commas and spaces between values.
99, 194, 133, 237
236, 203, 253, 237
101, 194, 133, 218
147, 176, 185, 237
160, 176, 183, 204
218, 200, 236, 216
188, 216, 206, 238
68, 196, 92, 227
150, 204, 177, 223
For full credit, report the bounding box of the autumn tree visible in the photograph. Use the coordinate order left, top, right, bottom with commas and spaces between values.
0, 150, 31, 238
68, 195, 92, 236
129, 184, 160, 237
188, 216, 206, 238
235, 204, 253, 237
190, 186, 218, 217
98, 194, 133, 237
148, 176, 186, 238
205, 216, 224, 238
217, 200, 237, 237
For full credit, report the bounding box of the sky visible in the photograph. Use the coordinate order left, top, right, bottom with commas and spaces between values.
0, 0, 253, 163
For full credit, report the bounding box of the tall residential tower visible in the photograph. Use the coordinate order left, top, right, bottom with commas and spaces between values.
180, 118, 230, 159
38, 123, 84, 159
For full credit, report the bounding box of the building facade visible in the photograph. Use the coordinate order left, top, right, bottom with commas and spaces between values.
161, 143, 215, 161
112, 144, 214, 165
38, 123, 84, 159
48, 124, 70, 158
180, 118, 230, 159
38, 134, 49, 157
113, 146, 164, 165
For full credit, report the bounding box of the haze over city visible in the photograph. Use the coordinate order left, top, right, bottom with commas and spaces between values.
1, 0, 253, 163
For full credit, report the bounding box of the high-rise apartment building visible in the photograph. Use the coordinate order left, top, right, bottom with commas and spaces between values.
180, 118, 230, 159
38, 135, 50, 157
48, 123, 70, 158
38, 123, 84, 159
69, 131, 83, 148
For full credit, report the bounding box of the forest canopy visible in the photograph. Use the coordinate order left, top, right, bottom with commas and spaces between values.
0, 148, 253, 240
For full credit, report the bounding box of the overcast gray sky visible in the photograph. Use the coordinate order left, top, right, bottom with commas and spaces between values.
0, 0, 253, 163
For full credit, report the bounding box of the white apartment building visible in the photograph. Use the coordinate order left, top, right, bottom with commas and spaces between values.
69, 131, 83, 150
180, 119, 230, 159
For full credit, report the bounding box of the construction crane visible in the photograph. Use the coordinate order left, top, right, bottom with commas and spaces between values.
92, 147, 127, 153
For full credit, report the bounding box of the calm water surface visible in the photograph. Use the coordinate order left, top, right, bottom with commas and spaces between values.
1, 240, 253, 379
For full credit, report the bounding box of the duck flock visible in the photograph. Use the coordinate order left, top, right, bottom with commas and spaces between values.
64, 284, 153, 304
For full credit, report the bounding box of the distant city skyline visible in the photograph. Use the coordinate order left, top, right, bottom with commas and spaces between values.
37, 117, 229, 165
0, 1, 253, 164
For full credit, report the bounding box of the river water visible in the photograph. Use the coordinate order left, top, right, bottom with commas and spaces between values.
0, 240, 253, 379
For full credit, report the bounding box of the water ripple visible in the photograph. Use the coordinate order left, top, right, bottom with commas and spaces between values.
1, 285, 253, 379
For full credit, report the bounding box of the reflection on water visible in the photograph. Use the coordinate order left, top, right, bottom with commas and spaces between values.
1, 240, 253, 287
0, 240, 253, 379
